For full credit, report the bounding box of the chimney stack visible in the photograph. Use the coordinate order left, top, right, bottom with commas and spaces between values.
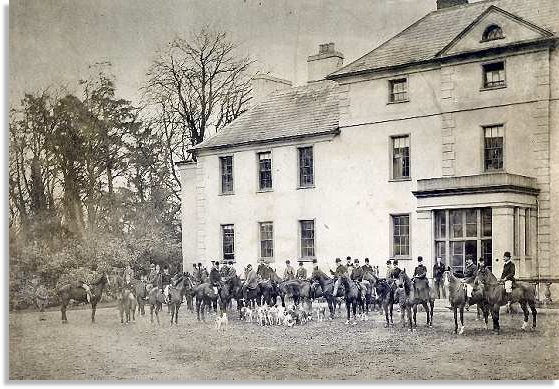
250, 74, 292, 106
437, 0, 468, 9
307, 43, 344, 83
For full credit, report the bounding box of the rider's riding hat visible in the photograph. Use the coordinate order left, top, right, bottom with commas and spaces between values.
504, 251, 511, 258
354, 258, 359, 264
417, 256, 423, 262
335, 258, 341, 263
365, 258, 369, 263
286, 260, 290, 264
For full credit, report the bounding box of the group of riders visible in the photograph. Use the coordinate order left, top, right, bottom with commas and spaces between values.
76, 250, 517, 311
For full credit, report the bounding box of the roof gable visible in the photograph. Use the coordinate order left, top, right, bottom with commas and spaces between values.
328, 0, 559, 79
437, 5, 554, 57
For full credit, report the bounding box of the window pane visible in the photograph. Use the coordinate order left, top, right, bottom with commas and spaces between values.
465, 209, 477, 237
298, 147, 314, 187
450, 210, 463, 238
484, 126, 504, 171
390, 78, 408, 102
482, 239, 492, 270
465, 240, 477, 263
222, 224, 235, 260
258, 152, 272, 190
300, 220, 315, 258
220, 156, 234, 193
392, 215, 410, 257
260, 222, 273, 258
450, 241, 464, 273
435, 241, 446, 264
483, 62, 505, 88
435, 210, 446, 239
482, 208, 492, 237
392, 136, 410, 179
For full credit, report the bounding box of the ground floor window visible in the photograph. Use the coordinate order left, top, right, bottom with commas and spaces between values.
391, 214, 410, 259
299, 220, 315, 260
434, 208, 492, 273
221, 224, 235, 261
259, 222, 274, 259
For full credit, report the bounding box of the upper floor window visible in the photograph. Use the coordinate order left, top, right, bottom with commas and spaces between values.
221, 224, 235, 261
482, 61, 506, 89
391, 135, 410, 179
300, 220, 315, 259
483, 125, 504, 172
298, 147, 314, 188
389, 78, 408, 103
482, 25, 504, 41
220, 156, 234, 194
258, 152, 272, 191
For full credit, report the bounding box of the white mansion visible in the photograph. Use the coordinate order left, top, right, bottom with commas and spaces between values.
177, 0, 559, 293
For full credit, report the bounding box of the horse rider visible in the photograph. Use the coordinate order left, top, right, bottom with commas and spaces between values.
242, 264, 258, 301
390, 260, 401, 280
330, 258, 347, 278
123, 262, 134, 288
385, 260, 393, 279
351, 258, 364, 282
433, 256, 446, 299
362, 258, 373, 274
463, 255, 478, 310
283, 260, 295, 281
161, 265, 173, 303
500, 251, 515, 301
220, 261, 230, 278
226, 261, 237, 277
147, 263, 158, 293
209, 261, 222, 294
296, 261, 307, 280
412, 256, 428, 294
198, 263, 209, 283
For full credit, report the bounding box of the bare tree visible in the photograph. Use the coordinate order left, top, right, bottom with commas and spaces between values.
143, 26, 254, 198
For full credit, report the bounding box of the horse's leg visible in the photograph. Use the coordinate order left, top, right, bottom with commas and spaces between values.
453, 306, 458, 334
492, 304, 500, 334
156, 303, 161, 325
520, 301, 529, 331
91, 303, 97, 324
61, 301, 68, 323
459, 305, 465, 335
529, 300, 537, 329
430, 299, 434, 326
412, 304, 418, 328
400, 304, 406, 327
482, 304, 490, 330
150, 304, 154, 323
389, 302, 394, 324
383, 303, 389, 328
345, 300, 351, 324
327, 297, 335, 320
423, 302, 430, 326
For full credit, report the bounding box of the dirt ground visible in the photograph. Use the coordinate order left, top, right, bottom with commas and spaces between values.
8, 301, 559, 380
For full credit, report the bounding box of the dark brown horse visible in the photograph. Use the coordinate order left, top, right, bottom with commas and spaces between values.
169, 276, 190, 325
147, 286, 165, 324
117, 284, 137, 324
311, 270, 344, 319
193, 283, 219, 321
375, 278, 395, 327
333, 274, 363, 324
472, 267, 537, 334
397, 270, 432, 330
134, 279, 147, 316
57, 273, 111, 323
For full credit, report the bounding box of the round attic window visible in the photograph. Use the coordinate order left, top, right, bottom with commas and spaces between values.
482, 25, 504, 41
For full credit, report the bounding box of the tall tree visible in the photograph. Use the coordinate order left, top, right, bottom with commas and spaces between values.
143, 26, 254, 199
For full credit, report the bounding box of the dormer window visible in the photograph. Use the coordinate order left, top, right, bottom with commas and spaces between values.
482, 25, 504, 41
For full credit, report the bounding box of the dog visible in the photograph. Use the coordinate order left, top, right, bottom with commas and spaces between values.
316, 306, 326, 322
268, 305, 279, 325
257, 306, 268, 326
240, 306, 253, 323
284, 313, 295, 327
215, 313, 228, 331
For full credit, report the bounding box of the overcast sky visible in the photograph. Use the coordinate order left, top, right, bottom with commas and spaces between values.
10, 0, 442, 105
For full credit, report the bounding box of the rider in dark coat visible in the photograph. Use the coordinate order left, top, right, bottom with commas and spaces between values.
350, 259, 364, 282
362, 258, 373, 274
209, 262, 222, 294
390, 260, 401, 280
412, 256, 428, 294
500, 251, 515, 300
296, 262, 307, 280
463, 256, 477, 309
330, 258, 347, 277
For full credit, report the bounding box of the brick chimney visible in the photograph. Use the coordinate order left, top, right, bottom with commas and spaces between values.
437, 0, 468, 9
250, 74, 292, 106
307, 43, 344, 83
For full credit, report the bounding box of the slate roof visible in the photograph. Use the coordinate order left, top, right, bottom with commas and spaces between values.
329, 0, 559, 78
192, 81, 340, 151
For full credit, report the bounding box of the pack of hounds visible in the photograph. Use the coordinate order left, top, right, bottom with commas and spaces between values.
237, 303, 327, 327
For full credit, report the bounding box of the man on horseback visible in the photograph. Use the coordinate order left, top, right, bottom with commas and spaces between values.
330, 258, 346, 277
283, 260, 295, 281
124, 262, 134, 288
412, 256, 428, 295
161, 265, 172, 303
362, 258, 373, 274
386, 260, 393, 279
351, 259, 364, 282
209, 261, 222, 295
390, 260, 401, 280
500, 251, 515, 301
296, 261, 307, 280
433, 257, 446, 299
463, 255, 477, 310
242, 264, 258, 301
